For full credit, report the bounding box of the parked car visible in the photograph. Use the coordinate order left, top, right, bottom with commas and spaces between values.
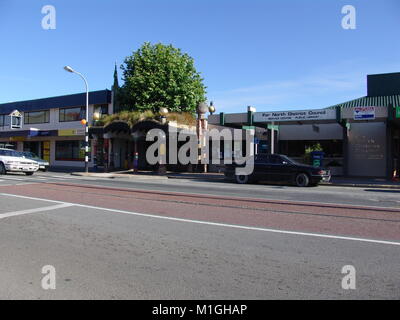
0, 148, 39, 175
224, 154, 331, 187
21, 151, 49, 171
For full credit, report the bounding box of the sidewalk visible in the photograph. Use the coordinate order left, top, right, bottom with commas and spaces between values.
69, 169, 400, 189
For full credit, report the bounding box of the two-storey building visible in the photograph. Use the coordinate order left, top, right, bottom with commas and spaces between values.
0, 89, 112, 169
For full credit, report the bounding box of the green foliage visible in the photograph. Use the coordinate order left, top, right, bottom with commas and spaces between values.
165, 112, 196, 126
303, 143, 323, 164
119, 42, 207, 113
96, 110, 196, 128
100, 110, 155, 127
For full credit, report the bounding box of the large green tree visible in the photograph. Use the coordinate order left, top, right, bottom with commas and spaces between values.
119, 42, 207, 113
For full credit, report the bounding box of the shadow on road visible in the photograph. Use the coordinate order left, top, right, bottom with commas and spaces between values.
364, 189, 400, 194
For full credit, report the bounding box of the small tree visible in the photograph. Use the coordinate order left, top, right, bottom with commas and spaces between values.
119, 42, 207, 114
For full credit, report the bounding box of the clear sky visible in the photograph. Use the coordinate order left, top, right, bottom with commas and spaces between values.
1, 0, 399, 113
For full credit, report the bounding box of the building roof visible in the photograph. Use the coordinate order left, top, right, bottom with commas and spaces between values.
328, 95, 400, 109
0, 89, 111, 114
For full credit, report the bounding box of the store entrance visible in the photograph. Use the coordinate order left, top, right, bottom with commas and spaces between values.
23, 141, 41, 156
23, 141, 51, 162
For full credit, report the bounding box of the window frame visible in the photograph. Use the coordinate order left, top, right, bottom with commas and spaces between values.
24, 110, 50, 125
59, 107, 86, 122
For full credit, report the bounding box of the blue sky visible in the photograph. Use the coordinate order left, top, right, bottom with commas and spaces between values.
1, 0, 399, 113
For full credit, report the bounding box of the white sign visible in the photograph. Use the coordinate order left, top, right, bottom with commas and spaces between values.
354, 106, 375, 120
254, 109, 336, 122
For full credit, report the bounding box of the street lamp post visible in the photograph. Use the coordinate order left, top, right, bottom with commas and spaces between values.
64, 66, 90, 173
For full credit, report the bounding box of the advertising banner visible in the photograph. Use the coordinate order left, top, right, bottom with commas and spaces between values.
354, 106, 375, 120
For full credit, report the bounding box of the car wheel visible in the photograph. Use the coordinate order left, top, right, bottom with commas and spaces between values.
25, 172, 34, 176
0, 163, 6, 175
235, 174, 249, 184
295, 173, 309, 187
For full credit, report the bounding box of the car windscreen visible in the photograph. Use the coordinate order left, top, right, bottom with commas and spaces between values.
23, 152, 37, 158
0, 149, 21, 157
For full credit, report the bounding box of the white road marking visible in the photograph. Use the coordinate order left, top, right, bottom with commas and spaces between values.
0, 203, 73, 219
1, 192, 400, 247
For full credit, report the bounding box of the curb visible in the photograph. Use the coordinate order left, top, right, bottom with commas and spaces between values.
70, 172, 400, 189
321, 183, 400, 190
70, 172, 168, 180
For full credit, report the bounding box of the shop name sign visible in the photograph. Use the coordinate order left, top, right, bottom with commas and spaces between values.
58, 129, 85, 136
354, 106, 375, 120
253, 109, 336, 122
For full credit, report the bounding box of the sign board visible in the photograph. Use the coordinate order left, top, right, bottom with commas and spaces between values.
354, 106, 375, 120
58, 129, 85, 136
396, 106, 400, 119
254, 109, 336, 122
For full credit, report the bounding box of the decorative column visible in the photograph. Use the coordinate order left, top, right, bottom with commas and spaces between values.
197, 102, 209, 173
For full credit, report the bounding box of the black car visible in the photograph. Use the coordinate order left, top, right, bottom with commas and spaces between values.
224, 154, 331, 187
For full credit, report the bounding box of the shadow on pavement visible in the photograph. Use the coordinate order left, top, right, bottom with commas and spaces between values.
364, 189, 400, 194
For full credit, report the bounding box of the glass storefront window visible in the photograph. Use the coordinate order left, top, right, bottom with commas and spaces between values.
59, 107, 86, 122
55, 140, 89, 161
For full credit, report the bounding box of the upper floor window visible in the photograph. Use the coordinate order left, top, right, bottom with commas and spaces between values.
24, 110, 50, 124
59, 107, 86, 122
0, 115, 5, 127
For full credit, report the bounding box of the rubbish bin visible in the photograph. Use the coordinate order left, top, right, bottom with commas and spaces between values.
310, 151, 325, 167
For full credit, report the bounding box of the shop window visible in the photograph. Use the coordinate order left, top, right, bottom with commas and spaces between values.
279, 140, 343, 158
24, 110, 50, 124
59, 107, 86, 122
55, 140, 87, 161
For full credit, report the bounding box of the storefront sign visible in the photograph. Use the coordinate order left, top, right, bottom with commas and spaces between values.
254, 109, 336, 122
354, 106, 375, 120
9, 136, 25, 142
58, 129, 85, 136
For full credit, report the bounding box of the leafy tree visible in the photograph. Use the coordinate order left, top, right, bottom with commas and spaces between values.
119, 42, 207, 113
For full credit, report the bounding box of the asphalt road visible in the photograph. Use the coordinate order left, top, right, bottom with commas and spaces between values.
0, 171, 399, 299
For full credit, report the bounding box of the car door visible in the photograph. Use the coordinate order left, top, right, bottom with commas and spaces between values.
254, 155, 272, 181
269, 155, 292, 182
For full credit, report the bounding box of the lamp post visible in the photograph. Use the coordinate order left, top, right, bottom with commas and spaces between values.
64, 66, 90, 173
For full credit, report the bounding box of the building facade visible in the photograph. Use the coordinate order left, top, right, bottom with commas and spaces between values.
208, 72, 400, 178
0, 90, 112, 169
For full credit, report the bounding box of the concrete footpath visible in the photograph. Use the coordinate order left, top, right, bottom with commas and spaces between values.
69, 169, 400, 189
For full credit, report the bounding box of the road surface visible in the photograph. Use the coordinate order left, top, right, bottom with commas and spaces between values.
0, 171, 399, 299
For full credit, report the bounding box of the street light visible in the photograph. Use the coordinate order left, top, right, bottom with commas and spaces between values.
64, 65, 90, 173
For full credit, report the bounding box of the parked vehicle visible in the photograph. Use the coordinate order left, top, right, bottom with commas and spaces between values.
21, 151, 49, 171
0, 148, 39, 175
224, 154, 331, 187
